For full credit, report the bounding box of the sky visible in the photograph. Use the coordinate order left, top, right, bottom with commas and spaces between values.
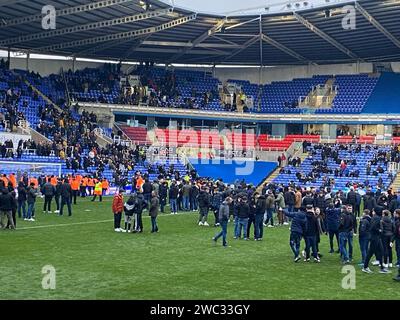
159, 0, 354, 16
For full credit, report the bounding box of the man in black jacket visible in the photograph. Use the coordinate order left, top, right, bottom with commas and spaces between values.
41, 180, 55, 214
134, 192, 147, 233
169, 181, 179, 215
142, 179, 152, 203
358, 209, 372, 265
284, 187, 295, 213
0, 187, 15, 229
159, 181, 168, 213
190, 183, 199, 211
304, 205, 320, 262
363, 191, 377, 212
394, 209, 400, 268
338, 205, 356, 264
234, 196, 250, 240
17, 181, 27, 219
59, 179, 72, 216
346, 187, 357, 208
362, 209, 390, 274
54, 179, 62, 214
394, 209, 400, 281
254, 194, 266, 241
197, 187, 211, 226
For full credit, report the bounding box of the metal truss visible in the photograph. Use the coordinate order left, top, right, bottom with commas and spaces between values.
0, 8, 173, 47
0, 0, 135, 28
261, 34, 309, 62
355, 2, 400, 49
293, 12, 359, 60
166, 19, 227, 63
36, 14, 197, 52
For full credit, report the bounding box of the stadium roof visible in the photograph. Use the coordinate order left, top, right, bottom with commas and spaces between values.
0, 0, 399, 66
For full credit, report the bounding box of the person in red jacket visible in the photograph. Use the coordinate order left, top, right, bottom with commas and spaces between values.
112, 189, 124, 232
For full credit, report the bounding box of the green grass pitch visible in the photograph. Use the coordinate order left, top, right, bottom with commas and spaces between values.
0, 197, 399, 300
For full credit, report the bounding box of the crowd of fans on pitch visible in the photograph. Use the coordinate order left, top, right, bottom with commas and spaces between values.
1, 170, 400, 279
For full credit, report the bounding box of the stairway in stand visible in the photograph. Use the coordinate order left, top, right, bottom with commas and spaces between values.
256, 151, 309, 193
389, 173, 400, 192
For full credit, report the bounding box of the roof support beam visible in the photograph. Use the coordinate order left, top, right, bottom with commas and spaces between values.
0, 0, 27, 7
133, 48, 229, 55
261, 34, 309, 62
122, 34, 153, 59
36, 14, 197, 52
293, 12, 359, 60
141, 40, 240, 49
0, 8, 173, 47
77, 38, 133, 55
355, 2, 400, 49
166, 19, 227, 64
0, 0, 135, 28
222, 35, 259, 62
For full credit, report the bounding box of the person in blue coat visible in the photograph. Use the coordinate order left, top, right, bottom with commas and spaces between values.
282, 206, 307, 262
325, 201, 342, 254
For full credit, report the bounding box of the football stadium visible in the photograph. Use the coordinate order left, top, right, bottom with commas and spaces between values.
1, 0, 400, 304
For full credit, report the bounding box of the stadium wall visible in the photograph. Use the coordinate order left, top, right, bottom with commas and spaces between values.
2, 53, 375, 83
214, 62, 374, 84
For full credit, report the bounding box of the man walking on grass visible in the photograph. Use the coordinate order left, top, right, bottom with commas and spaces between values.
282, 206, 307, 262
362, 209, 391, 274
213, 197, 232, 247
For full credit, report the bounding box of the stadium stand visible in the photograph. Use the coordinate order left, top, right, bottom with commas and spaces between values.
274, 144, 396, 191
362, 72, 400, 114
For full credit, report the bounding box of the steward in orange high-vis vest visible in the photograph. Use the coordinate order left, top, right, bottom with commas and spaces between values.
70, 177, 80, 205
29, 177, 38, 189
87, 178, 95, 196
91, 181, 103, 202
8, 173, 16, 189
50, 175, 58, 186
80, 176, 88, 198
101, 178, 109, 196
